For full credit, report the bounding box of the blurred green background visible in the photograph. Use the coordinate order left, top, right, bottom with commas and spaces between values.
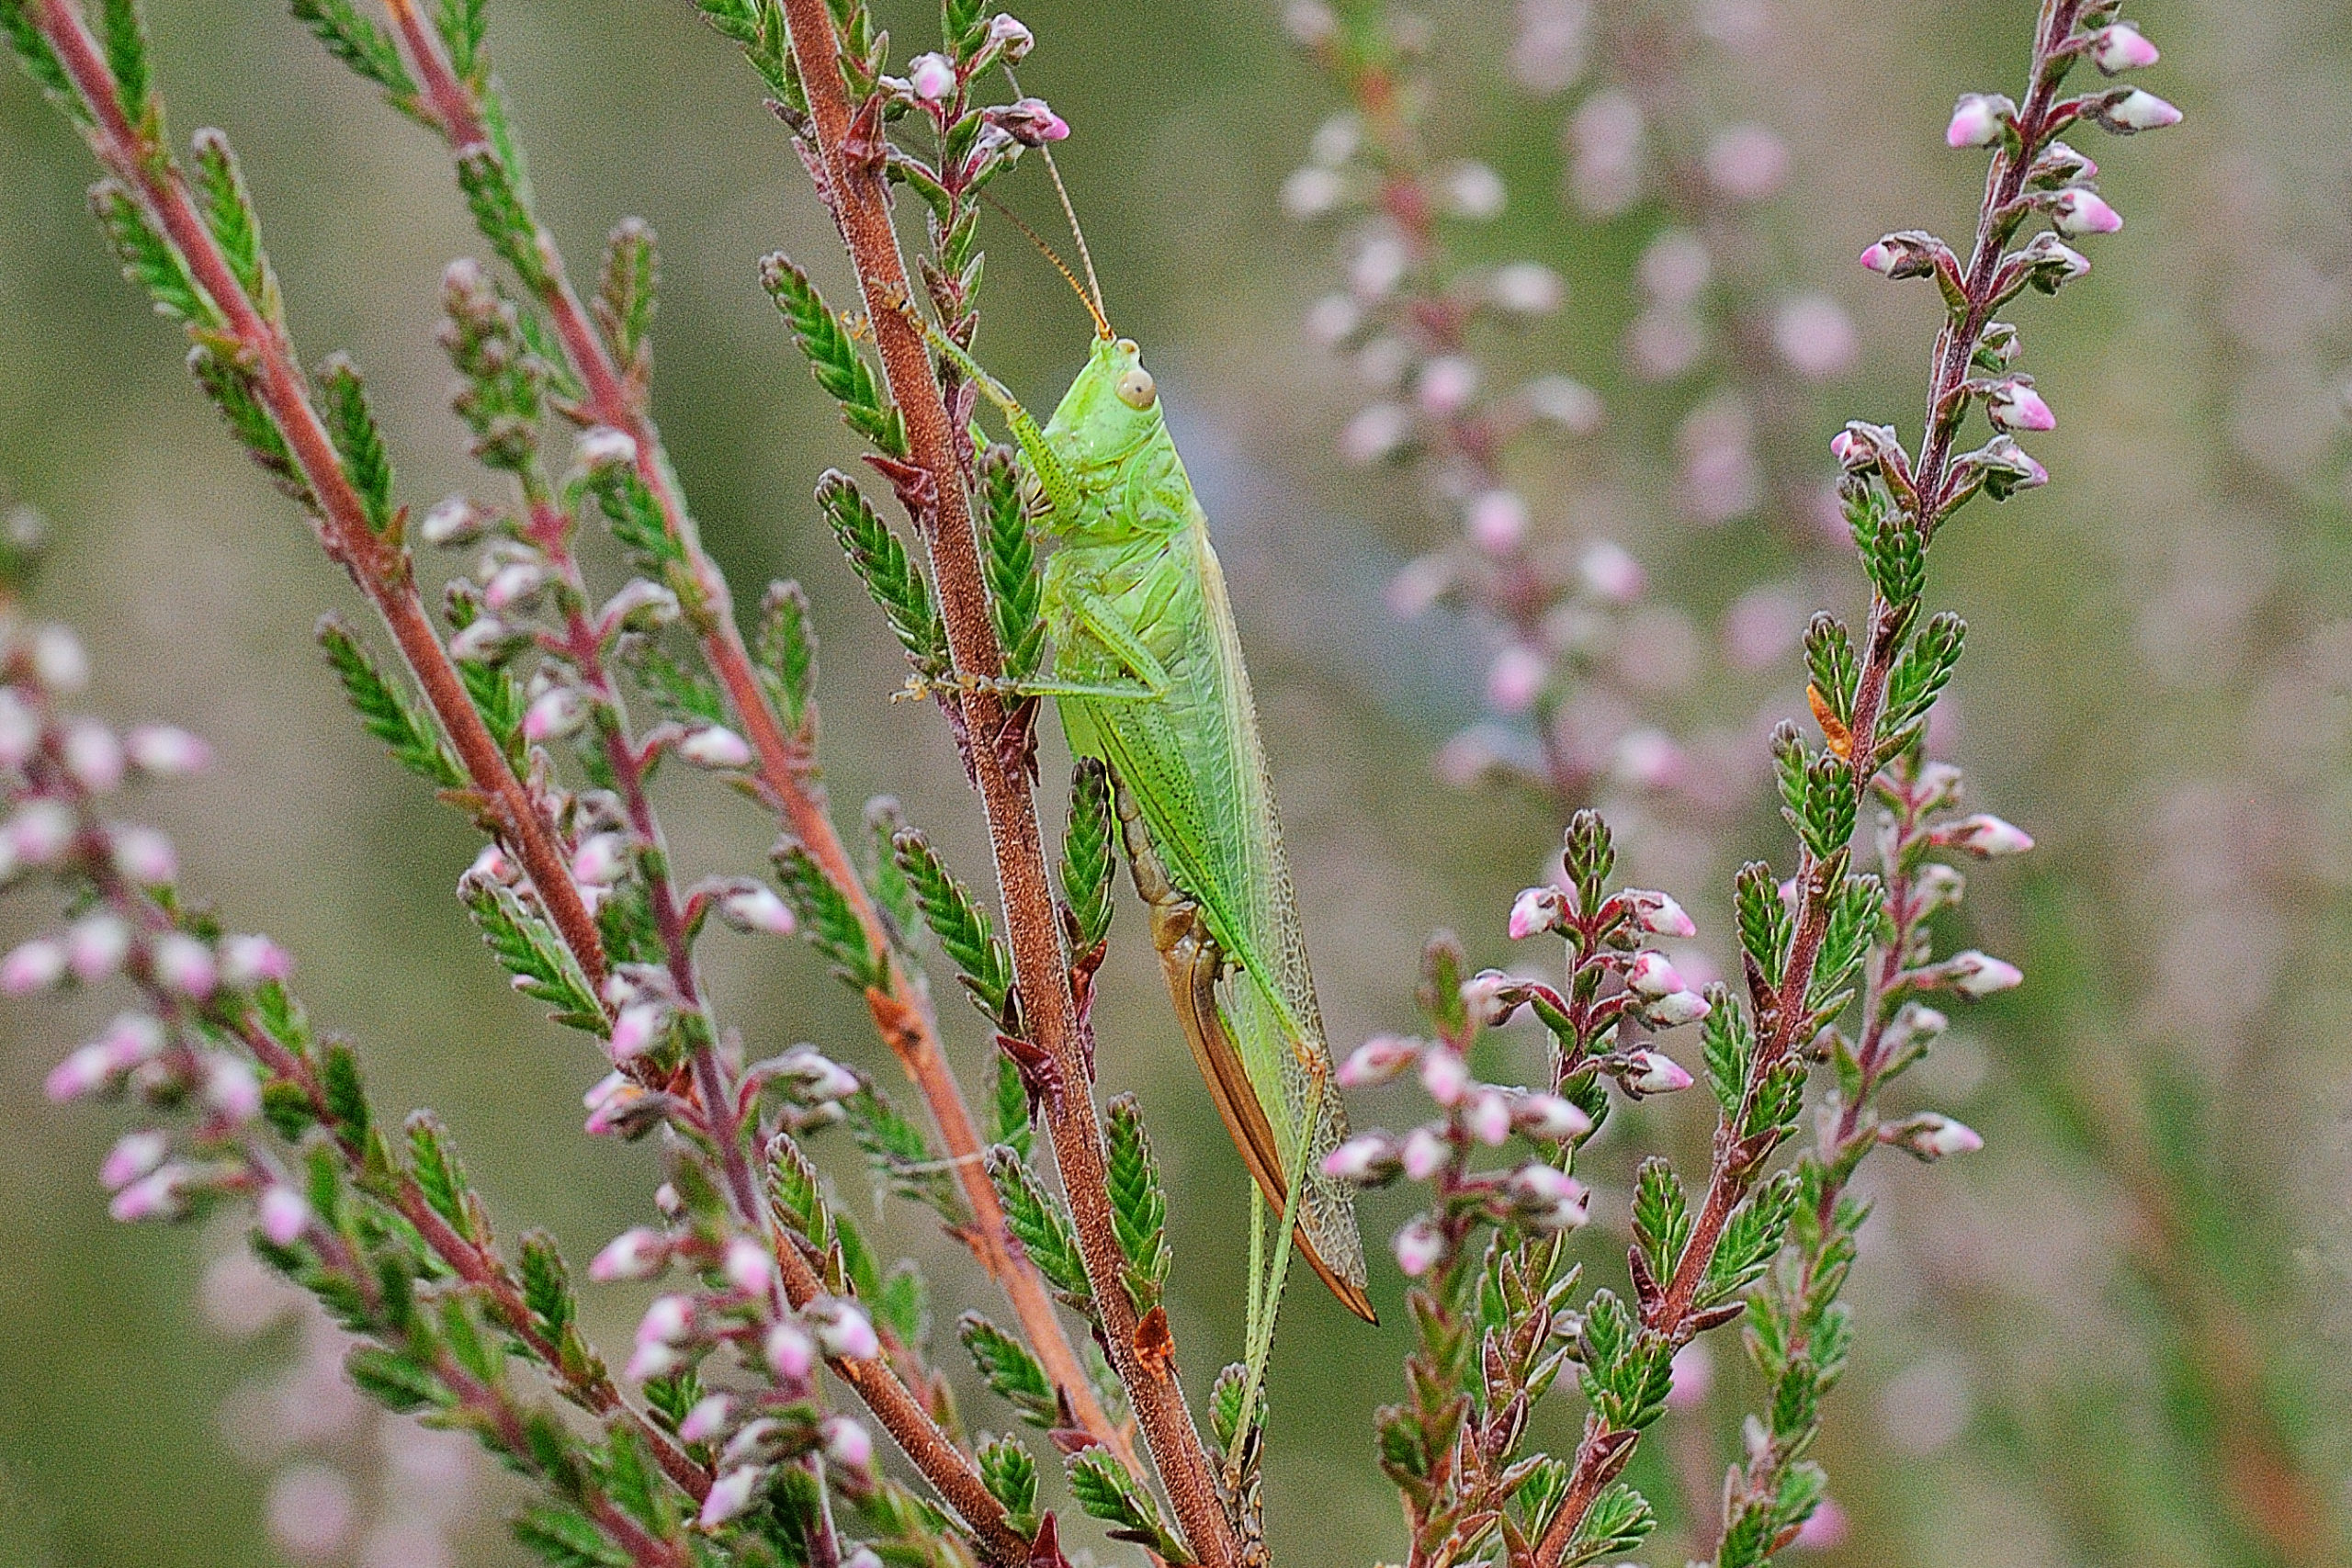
3, 1, 2349, 1564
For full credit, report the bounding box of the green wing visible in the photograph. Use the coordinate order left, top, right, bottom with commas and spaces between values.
1052, 515, 1370, 1305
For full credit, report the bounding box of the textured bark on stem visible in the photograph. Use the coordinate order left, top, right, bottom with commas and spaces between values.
769, 5, 1236, 1562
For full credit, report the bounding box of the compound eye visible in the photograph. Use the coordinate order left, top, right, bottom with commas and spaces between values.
1115, 366, 1157, 410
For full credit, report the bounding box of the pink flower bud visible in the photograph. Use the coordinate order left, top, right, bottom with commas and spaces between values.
987, 13, 1034, 61
258, 1184, 312, 1247
1418, 356, 1480, 418
718, 884, 797, 937
1944, 950, 2023, 998
1626, 950, 1685, 998
1618, 888, 1696, 938
46, 1043, 118, 1101
1859, 241, 1899, 276
1945, 93, 2011, 149
1419, 1047, 1472, 1107
608, 1002, 668, 1063
2, 936, 66, 995
524, 687, 588, 744
1795, 1497, 1849, 1551
1936, 813, 2035, 857
1339, 402, 1409, 463
601, 579, 680, 634
588, 1227, 668, 1283
1489, 262, 1565, 316
572, 832, 631, 887
576, 427, 639, 469
2050, 187, 2122, 235
699, 1467, 763, 1529
1466, 490, 1528, 555
1338, 1033, 1419, 1087
1667, 1340, 1713, 1411
2104, 87, 2180, 131
993, 96, 1068, 145
62, 722, 124, 792
2090, 23, 2160, 73
822, 1416, 874, 1470
110, 824, 177, 886
220, 933, 294, 987
1523, 374, 1602, 434
0, 688, 39, 770
1401, 1124, 1451, 1180
31, 626, 87, 693
1509, 885, 1567, 941
447, 617, 514, 664
678, 726, 753, 769
1643, 988, 1712, 1028
420, 495, 481, 547
1444, 161, 1506, 220
1393, 1217, 1444, 1277
1323, 1132, 1401, 1184
1512, 1092, 1591, 1143
907, 51, 957, 102
482, 562, 548, 613
724, 1236, 775, 1297
207, 1055, 262, 1122
583, 1078, 657, 1136
1985, 380, 2054, 432
101, 1130, 168, 1190
109, 1166, 187, 1222
1467, 1089, 1512, 1146
1578, 540, 1645, 604
1510, 1164, 1589, 1231
1885, 1111, 1984, 1161
153, 932, 218, 999
764, 1319, 816, 1379
636, 1293, 693, 1350
1624, 1048, 1694, 1095
9, 801, 75, 864
1486, 646, 1547, 715
679, 1393, 735, 1445
66, 913, 130, 983
811, 1300, 878, 1360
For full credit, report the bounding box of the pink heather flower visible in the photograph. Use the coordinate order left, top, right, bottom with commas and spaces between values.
1888, 1112, 1984, 1161
101, 1130, 169, 1190
1985, 380, 2055, 432
907, 51, 956, 102
1509, 1162, 1579, 1208
2090, 23, 2160, 73
699, 1467, 763, 1529
0, 688, 39, 770
720, 1418, 782, 1470
678, 725, 753, 770
481, 562, 548, 613
1625, 1048, 1694, 1094
572, 832, 631, 887
267, 1465, 356, 1562
1522, 373, 1603, 434
986, 12, 1034, 61
66, 913, 129, 983
1619, 888, 1696, 938
467, 843, 512, 884
2, 936, 66, 995
419, 495, 481, 547
1417, 355, 1479, 417
1393, 1217, 1444, 1277
718, 884, 796, 937
153, 932, 218, 999
679, 1393, 735, 1445
1509, 885, 1567, 941
1511, 1092, 1592, 1143
1643, 988, 1712, 1028
1324, 1132, 1401, 1184
447, 617, 513, 663
1667, 1340, 1714, 1411
1773, 293, 1860, 381
811, 1300, 878, 1360
600, 578, 680, 633
2051, 187, 2123, 235
523, 686, 588, 744
9, 800, 75, 864
1444, 161, 1506, 220
583, 1079, 654, 1138
822, 1416, 874, 1470
1886, 1002, 1950, 1054
110, 824, 177, 886
1338, 1033, 1419, 1087
1703, 122, 1788, 201
1486, 646, 1547, 715
589, 1227, 669, 1283
724, 1237, 775, 1298
31, 625, 88, 693
843, 1550, 885, 1568
1467, 490, 1528, 555
764, 1319, 816, 1380
1577, 540, 1645, 603
608, 1002, 668, 1063
1467, 1090, 1513, 1147
220, 933, 293, 987
1945, 94, 2009, 149
633, 1293, 693, 1351
2106, 87, 2181, 130
1489, 262, 1565, 316
46, 1042, 119, 1101
258, 1184, 312, 1247
1419, 1047, 1472, 1107
109, 1166, 186, 1223
1857, 240, 1901, 276
207, 1055, 263, 1122
1340, 402, 1410, 464
1400, 1125, 1450, 1181
576, 427, 639, 468
62, 722, 124, 792
1937, 813, 2036, 857
995, 96, 1069, 145
1795, 1498, 1849, 1551
1626, 950, 1685, 998
1946, 950, 2024, 998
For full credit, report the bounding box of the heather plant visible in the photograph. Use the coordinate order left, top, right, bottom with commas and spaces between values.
0, 2, 2187, 1566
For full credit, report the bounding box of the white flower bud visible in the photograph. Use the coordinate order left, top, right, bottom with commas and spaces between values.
110, 824, 177, 886
1945, 92, 2012, 149
1281, 165, 1345, 220
1393, 1217, 1443, 1277
1935, 813, 2034, 857
1466, 1089, 1512, 1146
2104, 87, 2180, 130
1419, 1047, 1472, 1107
1624, 1048, 1694, 1094
524, 686, 589, 744
607, 1001, 669, 1063
258, 1185, 312, 1247
822, 1416, 874, 1470
2, 937, 67, 995
101, 1130, 169, 1190
1489, 262, 1565, 315
699, 1467, 763, 1529
1401, 1124, 1451, 1180
66, 912, 130, 983
724, 1236, 775, 1297
1511, 1092, 1591, 1143
420, 495, 483, 547
678, 1393, 735, 1444
1944, 950, 2023, 998
572, 832, 632, 887
153, 932, 218, 999
1322, 1132, 1401, 1184
1509, 885, 1567, 941
678, 726, 753, 770
10, 800, 78, 864
1626, 950, 1684, 998
207, 1055, 261, 1122
31, 626, 87, 693
1444, 161, 1506, 220
1642, 988, 1712, 1028
1338, 1034, 1419, 1088
575, 427, 639, 469
62, 722, 124, 792
907, 51, 957, 102
1523, 374, 1603, 434
810, 1300, 878, 1360
718, 884, 797, 938
589, 1227, 670, 1282
1885, 1111, 1984, 1161
2090, 23, 2160, 73
125, 725, 210, 777
220, 933, 293, 987
1617, 888, 1696, 938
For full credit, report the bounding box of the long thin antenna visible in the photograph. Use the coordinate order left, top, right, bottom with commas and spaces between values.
1003, 63, 1108, 334
980, 188, 1112, 341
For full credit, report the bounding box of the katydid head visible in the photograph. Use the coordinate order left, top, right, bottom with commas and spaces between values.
1046, 333, 1165, 451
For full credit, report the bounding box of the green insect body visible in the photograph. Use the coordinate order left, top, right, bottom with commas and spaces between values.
965, 330, 1374, 1327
